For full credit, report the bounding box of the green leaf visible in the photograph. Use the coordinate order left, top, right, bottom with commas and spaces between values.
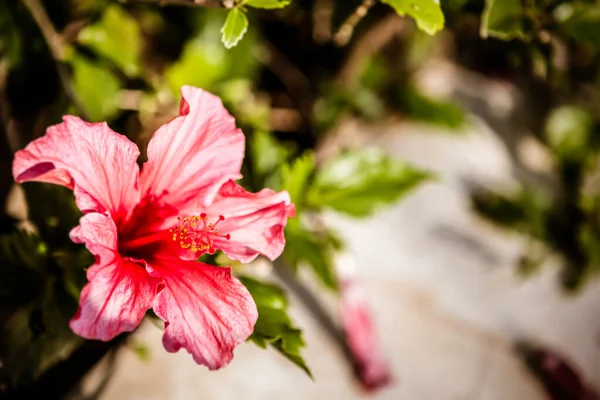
77, 5, 142, 76
283, 225, 338, 290
280, 152, 316, 208
221, 8, 249, 49
307, 149, 431, 217
165, 36, 229, 93
246, 0, 291, 9
166, 14, 259, 93
555, 4, 600, 45
250, 130, 293, 181
130, 341, 152, 363
1, 278, 82, 386
403, 86, 466, 130
471, 187, 550, 240
240, 276, 311, 377
380, 0, 445, 35
69, 53, 121, 121
481, 0, 529, 40
545, 106, 592, 162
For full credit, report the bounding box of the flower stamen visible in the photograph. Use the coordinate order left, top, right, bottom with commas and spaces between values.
170, 214, 231, 253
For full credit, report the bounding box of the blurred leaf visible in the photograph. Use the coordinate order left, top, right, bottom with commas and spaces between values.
221, 8, 249, 49
280, 152, 316, 208
1, 278, 81, 386
250, 130, 293, 182
472, 187, 550, 239
481, 0, 529, 40
283, 225, 338, 290
351, 88, 386, 121
380, 0, 445, 35
403, 86, 466, 129
545, 106, 592, 162
555, 3, 600, 45
307, 149, 431, 217
165, 34, 229, 93
240, 276, 311, 377
0, 231, 45, 300
166, 14, 258, 93
77, 5, 142, 76
246, 0, 291, 9
69, 53, 120, 121
130, 341, 151, 363
219, 80, 270, 129
22, 183, 81, 247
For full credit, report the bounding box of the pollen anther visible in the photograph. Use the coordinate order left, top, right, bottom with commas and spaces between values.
170, 214, 231, 253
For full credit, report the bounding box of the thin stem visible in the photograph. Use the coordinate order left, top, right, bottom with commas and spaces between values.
22, 0, 89, 120
273, 260, 356, 373
333, 0, 376, 47
22, 0, 67, 60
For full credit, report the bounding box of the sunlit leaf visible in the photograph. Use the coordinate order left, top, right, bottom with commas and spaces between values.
307, 149, 431, 217
165, 35, 229, 93
69, 53, 120, 121
250, 130, 293, 180
545, 106, 592, 161
77, 5, 142, 76
380, 0, 445, 35
221, 8, 249, 49
280, 152, 316, 208
240, 276, 311, 377
246, 0, 291, 9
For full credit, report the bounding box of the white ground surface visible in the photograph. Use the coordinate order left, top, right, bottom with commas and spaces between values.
80, 120, 600, 400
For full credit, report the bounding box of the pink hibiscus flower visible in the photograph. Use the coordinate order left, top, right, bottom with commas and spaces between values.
12, 86, 294, 369
337, 253, 392, 391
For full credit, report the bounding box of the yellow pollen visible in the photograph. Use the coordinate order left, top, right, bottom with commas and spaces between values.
169, 213, 230, 253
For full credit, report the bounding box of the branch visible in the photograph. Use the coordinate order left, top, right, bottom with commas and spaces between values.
22, 0, 67, 60
333, 0, 376, 47
120, 0, 235, 8
22, 0, 89, 120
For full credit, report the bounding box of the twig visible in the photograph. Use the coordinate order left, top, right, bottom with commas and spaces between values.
259, 42, 314, 123
121, 0, 235, 8
22, 0, 67, 61
22, 0, 89, 120
273, 261, 355, 367
333, 0, 376, 47
312, 0, 333, 43
337, 14, 406, 86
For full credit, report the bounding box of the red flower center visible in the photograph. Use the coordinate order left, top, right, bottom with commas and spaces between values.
170, 213, 231, 253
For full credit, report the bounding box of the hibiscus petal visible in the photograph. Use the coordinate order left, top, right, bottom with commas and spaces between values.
140, 86, 245, 211
149, 257, 257, 369
336, 252, 392, 391
13, 116, 141, 221
69, 213, 160, 341
207, 181, 294, 263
